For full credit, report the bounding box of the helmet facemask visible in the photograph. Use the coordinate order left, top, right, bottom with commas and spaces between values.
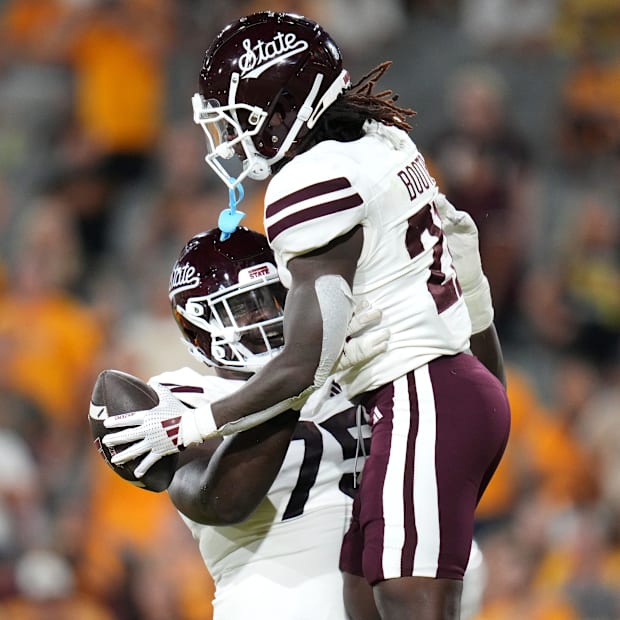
174, 265, 286, 374
192, 87, 270, 189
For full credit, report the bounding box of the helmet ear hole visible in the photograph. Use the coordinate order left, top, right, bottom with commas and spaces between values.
260, 109, 290, 155
269, 107, 285, 126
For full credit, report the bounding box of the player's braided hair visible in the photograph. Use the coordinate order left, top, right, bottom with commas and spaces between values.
298, 61, 416, 153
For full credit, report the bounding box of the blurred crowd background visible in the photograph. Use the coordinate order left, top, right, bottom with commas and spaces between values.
0, 0, 619, 618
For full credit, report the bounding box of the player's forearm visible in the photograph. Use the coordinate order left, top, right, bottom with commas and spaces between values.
469, 323, 506, 388
178, 332, 322, 444
169, 411, 299, 525
211, 349, 318, 425
208, 273, 353, 433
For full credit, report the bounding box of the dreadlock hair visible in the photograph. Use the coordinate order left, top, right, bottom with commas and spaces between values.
299, 61, 416, 153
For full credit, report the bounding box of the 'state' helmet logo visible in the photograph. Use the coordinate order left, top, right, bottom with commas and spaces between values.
169, 262, 200, 296
238, 32, 309, 79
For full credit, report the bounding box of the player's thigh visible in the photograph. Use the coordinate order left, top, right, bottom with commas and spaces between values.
428, 352, 510, 503
357, 354, 509, 583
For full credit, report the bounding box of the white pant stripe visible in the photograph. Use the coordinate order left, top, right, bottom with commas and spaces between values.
381, 375, 411, 577
412, 364, 440, 576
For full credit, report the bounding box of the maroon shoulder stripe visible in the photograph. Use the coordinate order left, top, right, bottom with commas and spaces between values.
267, 193, 363, 242
265, 177, 352, 218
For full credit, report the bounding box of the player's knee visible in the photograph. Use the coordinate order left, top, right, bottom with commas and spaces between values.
374, 576, 462, 620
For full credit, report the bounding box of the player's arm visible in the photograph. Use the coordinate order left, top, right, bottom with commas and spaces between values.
470, 323, 505, 387
435, 194, 506, 387
191, 225, 363, 439
168, 410, 299, 525
101, 230, 383, 480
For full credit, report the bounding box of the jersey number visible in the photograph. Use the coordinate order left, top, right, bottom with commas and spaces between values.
405, 202, 460, 313
282, 407, 369, 520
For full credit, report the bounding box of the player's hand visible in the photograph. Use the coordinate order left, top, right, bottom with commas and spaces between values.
334, 301, 389, 372
435, 193, 482, 292
102, 383, 193, 478
435, 193, 493, 333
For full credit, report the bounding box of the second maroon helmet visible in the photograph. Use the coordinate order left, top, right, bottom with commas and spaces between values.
169, 227, 286, 373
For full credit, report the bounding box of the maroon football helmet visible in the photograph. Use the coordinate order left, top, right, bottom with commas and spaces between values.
192, 11, 350, 188
169, 227, 286, 373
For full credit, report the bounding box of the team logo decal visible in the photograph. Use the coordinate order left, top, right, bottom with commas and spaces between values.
169, 262, 200, 296
238, 262, 277, 284
238, 32, 308, 79
89, 402, 108, 420
371, 406, 383, 425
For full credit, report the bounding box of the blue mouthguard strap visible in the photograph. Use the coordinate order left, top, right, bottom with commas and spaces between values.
218, 181, 246, 241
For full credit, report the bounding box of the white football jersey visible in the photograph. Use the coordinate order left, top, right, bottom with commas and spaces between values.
265, 122, 472, 397
151, 367, 369, 620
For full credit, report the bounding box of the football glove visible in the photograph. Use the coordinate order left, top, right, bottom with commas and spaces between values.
102, 383, 216, 477
334, 301, 389, 372
435, 193, 494, 333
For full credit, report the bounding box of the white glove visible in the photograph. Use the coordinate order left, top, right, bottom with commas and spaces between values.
102, 382, 217, 477
435, 193, 494, 333
334, 301, 389, 372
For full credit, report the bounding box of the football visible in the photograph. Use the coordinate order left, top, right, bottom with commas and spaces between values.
89, 369, 178, 492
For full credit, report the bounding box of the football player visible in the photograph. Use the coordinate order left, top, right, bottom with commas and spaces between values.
104, 13, 510, 620
153, 227, 379, 619
128, 226, 484, 620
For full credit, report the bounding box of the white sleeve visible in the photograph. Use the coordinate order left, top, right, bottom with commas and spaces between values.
265, 156, 367, 266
